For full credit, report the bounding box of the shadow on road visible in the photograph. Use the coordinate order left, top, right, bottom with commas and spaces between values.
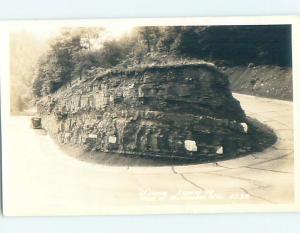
33, 128, 48, 136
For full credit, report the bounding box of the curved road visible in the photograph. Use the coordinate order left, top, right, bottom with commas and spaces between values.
3, 93, 294, 216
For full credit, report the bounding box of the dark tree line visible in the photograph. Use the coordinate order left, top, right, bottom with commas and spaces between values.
132, 25, 292, 67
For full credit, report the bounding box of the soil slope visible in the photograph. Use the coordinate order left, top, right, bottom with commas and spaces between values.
222, 65, 292, 101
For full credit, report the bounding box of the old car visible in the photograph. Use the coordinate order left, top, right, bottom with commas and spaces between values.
31, 117, 42, 129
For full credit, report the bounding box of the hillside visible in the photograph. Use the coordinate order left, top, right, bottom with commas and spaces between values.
222, 65, 292, 100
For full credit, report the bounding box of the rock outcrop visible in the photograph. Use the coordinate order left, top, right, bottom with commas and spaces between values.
37, 62, 276, 161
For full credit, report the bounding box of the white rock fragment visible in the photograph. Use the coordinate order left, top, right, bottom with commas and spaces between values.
240, 122, 248, 133
184, 140, 197, 152
108, 136, 117, 144
216, 146, 223, 155
109, 95, 114, 102
88, 134, 97, 139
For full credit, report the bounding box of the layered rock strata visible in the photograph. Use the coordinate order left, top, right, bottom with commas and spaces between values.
37, 63, 275, 161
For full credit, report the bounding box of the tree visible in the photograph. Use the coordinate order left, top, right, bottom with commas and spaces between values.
33, 28, 105, 97
134, 27, 161, 53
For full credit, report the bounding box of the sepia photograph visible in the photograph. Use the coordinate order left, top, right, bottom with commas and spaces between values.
1, 17, 299, 216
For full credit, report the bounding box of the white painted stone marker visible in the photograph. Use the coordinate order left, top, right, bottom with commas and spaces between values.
240, 122, 248, 133
108, 136, 117, 144
216, 146, 223, 155
88, 134, 98, 139
184, 140, 197, 152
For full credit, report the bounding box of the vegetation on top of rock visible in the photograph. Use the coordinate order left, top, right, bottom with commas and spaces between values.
32, 25, 292, 98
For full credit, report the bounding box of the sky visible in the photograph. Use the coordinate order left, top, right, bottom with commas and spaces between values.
10, 23, 136, 41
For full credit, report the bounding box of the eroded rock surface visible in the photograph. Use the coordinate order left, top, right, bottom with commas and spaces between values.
37, 63, 276, 161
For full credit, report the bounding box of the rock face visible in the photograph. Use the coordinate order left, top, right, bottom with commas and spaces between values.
37, 63, 275, 161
